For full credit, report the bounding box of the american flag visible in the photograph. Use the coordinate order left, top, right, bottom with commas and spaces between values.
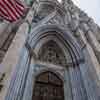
0, 0, 26, 22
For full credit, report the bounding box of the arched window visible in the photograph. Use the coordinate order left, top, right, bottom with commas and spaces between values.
32, 71, 64, 100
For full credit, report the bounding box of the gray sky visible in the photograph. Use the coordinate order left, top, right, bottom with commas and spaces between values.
72, 0, 100, 26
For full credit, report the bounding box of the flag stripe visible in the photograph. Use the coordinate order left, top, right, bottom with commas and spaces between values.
8, 0, 21, 17
0, 12, 12, 22
3, 0, 19, 19
1, 0, 17, 20
0, 1, 9, 16
0, 1, 14, 21
16, 0, 24, 9
16, 3, 24, 16
0, 5, 8, 17
16, 1, 25, 11
7, 0, 21, 18
9, 0, 23, 16
0, 0, 26, 22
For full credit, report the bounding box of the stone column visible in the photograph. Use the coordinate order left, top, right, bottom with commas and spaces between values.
64, 69, 72, 100
79, 28, 100, 81
86, 30, 100, 63
80, 46, 100, 100
5, 46, 31, 100
78, 28, 100, 100
87, 30, 100, 51
69, 66, 87, 100
22, 59, 36, 100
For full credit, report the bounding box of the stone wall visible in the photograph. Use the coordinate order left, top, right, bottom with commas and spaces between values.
0, 0, 100, 100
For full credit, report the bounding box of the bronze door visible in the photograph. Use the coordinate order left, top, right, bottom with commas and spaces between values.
32, 72, 64, 100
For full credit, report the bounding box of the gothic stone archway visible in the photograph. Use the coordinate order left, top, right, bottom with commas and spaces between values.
5, 25, 86, 100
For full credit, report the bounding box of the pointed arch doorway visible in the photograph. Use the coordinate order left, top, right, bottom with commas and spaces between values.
32, 71, 64, 100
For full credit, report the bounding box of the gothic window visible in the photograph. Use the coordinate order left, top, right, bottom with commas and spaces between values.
38, 40, 67, 66
32, 71, 64, 100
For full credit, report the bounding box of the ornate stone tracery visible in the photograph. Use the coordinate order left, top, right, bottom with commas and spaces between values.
38, 40, 67, 66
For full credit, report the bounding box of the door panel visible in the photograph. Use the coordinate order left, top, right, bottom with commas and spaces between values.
32, 72, 64, 100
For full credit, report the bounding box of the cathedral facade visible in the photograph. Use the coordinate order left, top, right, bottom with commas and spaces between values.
0, 0, 100, 100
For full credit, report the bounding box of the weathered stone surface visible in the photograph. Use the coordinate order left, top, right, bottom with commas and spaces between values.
0, 22, 29, 100
0, 0, 100, 100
